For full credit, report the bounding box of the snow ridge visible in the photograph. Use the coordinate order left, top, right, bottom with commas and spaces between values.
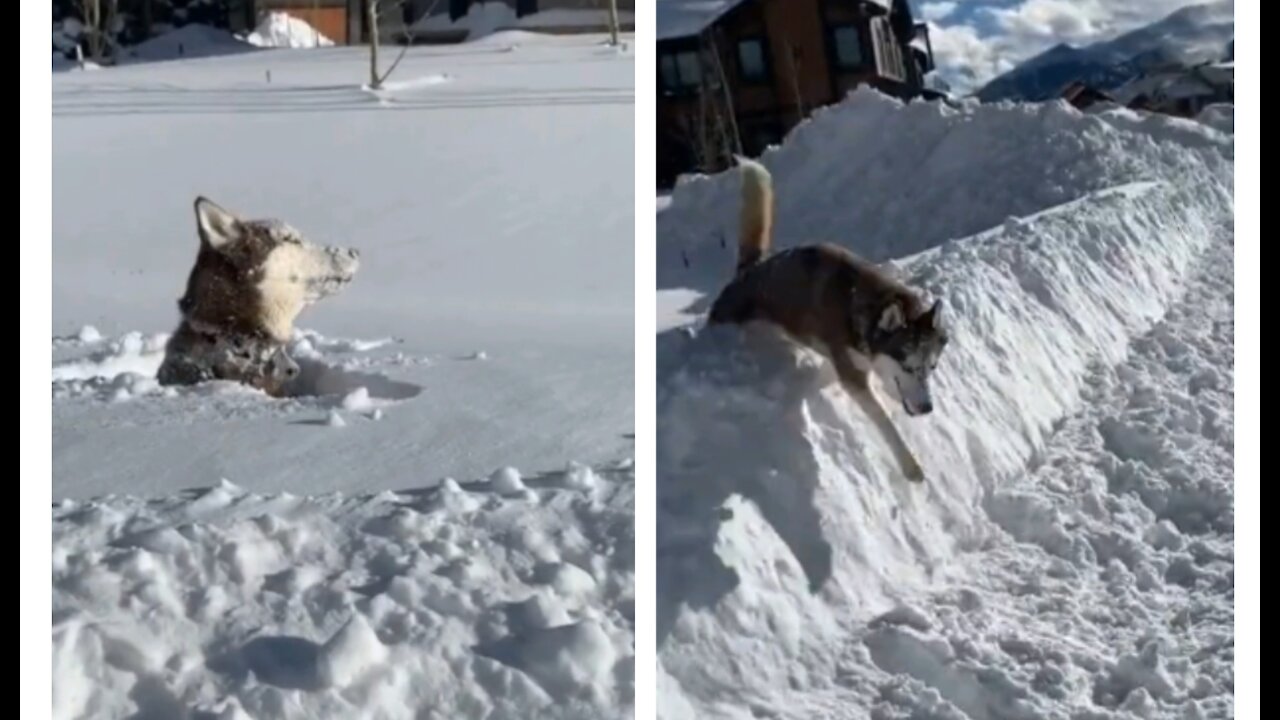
656, 90, 1232, 717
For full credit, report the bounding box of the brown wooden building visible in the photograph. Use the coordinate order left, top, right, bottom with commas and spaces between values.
1115, 62, 1233, 118
403, 0, 635, 44
656, 0, 937, 188
1059, 81, 1114, 111
232, 0, 632, 46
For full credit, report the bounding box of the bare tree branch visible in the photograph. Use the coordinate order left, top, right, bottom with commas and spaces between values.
605, 0, 620, 47
706, 31, 743, 158
76, 0, 119, 63
77, 0, 101, 62
784, 35, 806, 123
367, 0, 381, 87
368, 0, 440, 89
313, 0, 322, 47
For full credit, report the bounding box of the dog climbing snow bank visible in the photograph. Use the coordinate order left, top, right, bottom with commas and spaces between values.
656, 89, 1232, 718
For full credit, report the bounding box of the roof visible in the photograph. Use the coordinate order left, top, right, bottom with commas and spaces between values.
1115, 65, 1229, 105
1199, 63, 1232, 84
657, 0, 891, 41
1061, 81, 1113, 106
656, 0, 748, 41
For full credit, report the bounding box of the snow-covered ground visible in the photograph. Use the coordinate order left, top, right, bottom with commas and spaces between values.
53, 32, 634, 719
53, 465, 635, 719
656, 91, 1233, 718
54, 32, 634, 499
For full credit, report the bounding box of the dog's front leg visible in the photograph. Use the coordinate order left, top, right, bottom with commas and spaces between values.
852, 389, 925, 482
829, 349, 925, 482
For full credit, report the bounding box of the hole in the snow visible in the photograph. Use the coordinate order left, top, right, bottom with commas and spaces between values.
282, 357, 422, 402
51, 330, 424, 407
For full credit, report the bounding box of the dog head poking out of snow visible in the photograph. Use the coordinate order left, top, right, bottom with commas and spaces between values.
869, 299, 949, 417
184, 197, 360, 342
155, 197, 360, 396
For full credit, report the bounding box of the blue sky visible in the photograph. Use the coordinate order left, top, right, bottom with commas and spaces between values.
917, 0, 1214, 89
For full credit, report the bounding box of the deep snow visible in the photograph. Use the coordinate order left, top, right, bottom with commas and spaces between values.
52, 32, 634, 719
53, 32, 634, 499
53, 463, 635, 719
656, 90, 1233, 718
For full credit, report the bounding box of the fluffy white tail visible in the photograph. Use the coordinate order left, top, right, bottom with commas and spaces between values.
735, 156, 773, 273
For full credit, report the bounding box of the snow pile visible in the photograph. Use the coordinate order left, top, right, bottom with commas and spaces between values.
127, 23, 257, 62
53, 464, 635, 719
1197, 102, 1234, 133
245, 12, 335, 49
52, 330, 168, 385
659, 91, 1231, 282
657, 90, 1232, 717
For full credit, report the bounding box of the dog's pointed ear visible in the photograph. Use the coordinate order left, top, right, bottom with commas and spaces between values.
878, 303, 905, 333
194, 197, 243, 251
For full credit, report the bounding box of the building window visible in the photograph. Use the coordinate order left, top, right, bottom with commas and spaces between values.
660, 50, 702, 94
742, 121, 783, 156
830, 24, 867, 71
870, 17, 906, 81
737, 37, 769, 83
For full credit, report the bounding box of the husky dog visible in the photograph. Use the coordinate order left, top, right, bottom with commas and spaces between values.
707, 158, 948, 482
156, 197, 360, 397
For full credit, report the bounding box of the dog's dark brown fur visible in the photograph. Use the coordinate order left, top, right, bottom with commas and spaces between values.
155, 197, 359, 397
707, 159, 947, 481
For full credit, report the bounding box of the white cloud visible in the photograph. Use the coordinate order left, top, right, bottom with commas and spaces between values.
984, 0, 1106, 45
926, 22, 1012, 91
921, 2, 959, 22
923, 0, 1224, 91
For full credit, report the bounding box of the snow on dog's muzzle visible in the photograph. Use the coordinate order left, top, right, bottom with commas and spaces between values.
303, 246, 361, 301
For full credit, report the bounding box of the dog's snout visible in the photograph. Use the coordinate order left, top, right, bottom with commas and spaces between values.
918, 400, 933, 415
